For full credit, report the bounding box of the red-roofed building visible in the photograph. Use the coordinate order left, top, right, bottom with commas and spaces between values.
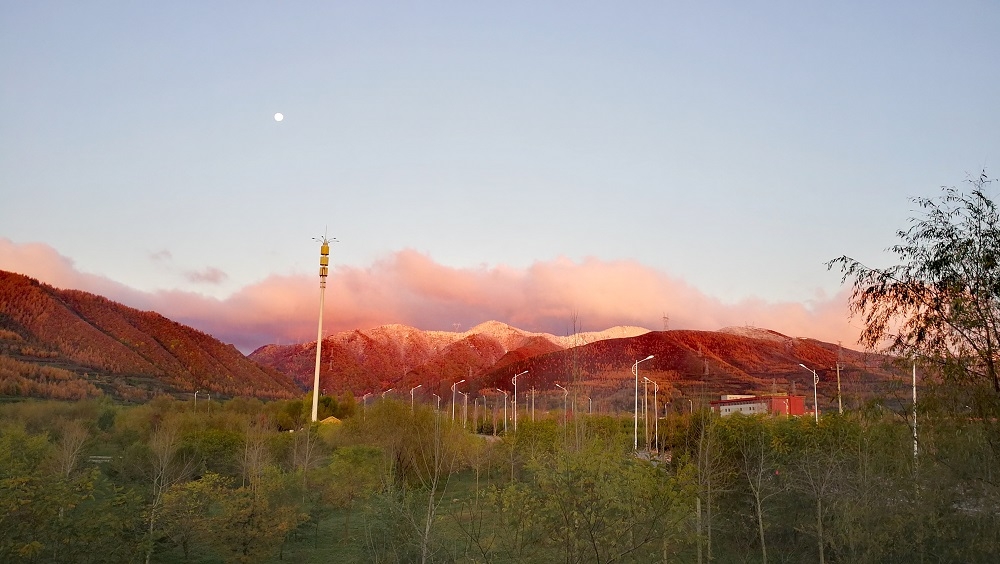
710, 394, 806, 417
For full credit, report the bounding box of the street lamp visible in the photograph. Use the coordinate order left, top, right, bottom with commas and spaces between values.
194, 390, 200, 412
554, 383, 569, 428
653, 381, 659, 453
836, 361, 843, 414
496, 389, 509, 433
473, 397, 479, 432
451, 380, 465, 423
633, 355, 654, 451
432, 393, 441, 412
410, 384, 422, 413
799, 364, 820, 423
513, 370, 528, 432
643, 376, 651, 451
382, 388, 394, 399
459, 391, 469, 428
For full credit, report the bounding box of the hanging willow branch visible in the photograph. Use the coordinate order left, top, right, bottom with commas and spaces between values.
828, 171, 1000, 393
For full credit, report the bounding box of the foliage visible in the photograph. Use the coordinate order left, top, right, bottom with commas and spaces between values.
1, 397, 999, 562
829, 172, 1000, 394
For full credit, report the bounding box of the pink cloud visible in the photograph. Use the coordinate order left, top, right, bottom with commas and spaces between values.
149, 250, 173, 262
184, 267, 228, 284
0, 239, 861, 353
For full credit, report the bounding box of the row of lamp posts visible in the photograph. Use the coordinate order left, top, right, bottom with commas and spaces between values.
371, 356, 672, 451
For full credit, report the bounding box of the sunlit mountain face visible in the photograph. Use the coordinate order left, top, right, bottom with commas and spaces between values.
250, 321, 902, 411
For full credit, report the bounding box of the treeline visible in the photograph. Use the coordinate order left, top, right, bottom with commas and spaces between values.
0, 356, 101, 400
1, 391, 999, 563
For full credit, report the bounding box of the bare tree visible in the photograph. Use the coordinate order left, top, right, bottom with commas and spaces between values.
51, 419, 88, 478
144, 421, 196, 564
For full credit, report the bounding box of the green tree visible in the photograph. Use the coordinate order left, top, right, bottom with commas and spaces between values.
720, 415, 786, 564
159, 472, 228, 560
323, 445, 381, 540
829, 172, 1000, 394
208, 471, 307, 563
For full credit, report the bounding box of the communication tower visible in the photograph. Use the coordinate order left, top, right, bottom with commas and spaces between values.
311, 235, 335, 422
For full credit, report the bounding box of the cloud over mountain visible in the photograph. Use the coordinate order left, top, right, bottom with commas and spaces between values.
0, 239, 859, 353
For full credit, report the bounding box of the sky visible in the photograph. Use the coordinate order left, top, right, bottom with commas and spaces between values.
2, 2, 998, 352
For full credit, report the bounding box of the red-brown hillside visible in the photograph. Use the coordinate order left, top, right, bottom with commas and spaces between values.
0, 270, 299, 401
250, 320, 902, 413
475, 328, 903, 413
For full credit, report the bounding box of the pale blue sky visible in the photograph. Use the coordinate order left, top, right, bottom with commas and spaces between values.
2, 1, 998, 312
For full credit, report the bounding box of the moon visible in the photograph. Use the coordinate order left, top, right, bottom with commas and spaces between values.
274, 112, 284, 122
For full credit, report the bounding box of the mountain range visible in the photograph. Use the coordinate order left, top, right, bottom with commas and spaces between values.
249, 320, 903, 412
0, 269, 904, 409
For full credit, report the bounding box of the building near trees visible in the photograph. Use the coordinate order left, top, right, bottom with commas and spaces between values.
710, 394, 806, 417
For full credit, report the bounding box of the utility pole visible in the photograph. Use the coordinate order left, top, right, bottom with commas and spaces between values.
410, 384, 422, 413
799, 364, 820, 423
836, 342, 844, 414
913, 361, 918, 462
633, 355, 654, 451
513, 370, 527, 432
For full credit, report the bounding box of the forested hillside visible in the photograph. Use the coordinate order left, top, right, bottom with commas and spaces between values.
0, 270, 299, 400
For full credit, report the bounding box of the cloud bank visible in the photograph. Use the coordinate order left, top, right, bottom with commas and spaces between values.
0, 239, 860, 353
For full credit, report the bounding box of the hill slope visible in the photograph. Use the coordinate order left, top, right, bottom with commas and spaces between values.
249, 320, 901, 412
475, 328, 902, 413
0, 270, 299, 401
248, 321, 649, 396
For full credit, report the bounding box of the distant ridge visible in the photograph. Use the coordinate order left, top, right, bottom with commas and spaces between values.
248, 321, 650, 394
251, 322, 902, 410
0, 270, 299, 401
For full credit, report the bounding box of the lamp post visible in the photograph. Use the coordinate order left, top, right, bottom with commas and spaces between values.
633, 355, 654, 451
586, 396, 592, 415
643, 376, 651, 451
496, 389, 509, 433
432, 393, 441, 412
653, 381, 659, 453
799, 364, 820, 423
531, 387, 536, 421
382, 388, 393, 399
194, 390, 200, 412
836, 361, 843, 414
311, 236, 334, 422
513, 370, 527, 432
451, 380, 465, 423
410, 384, 422, 413
912, 361, 918, 462
473, 397, 479, 432
459, 391, 469, 428
554, 383, 569, 428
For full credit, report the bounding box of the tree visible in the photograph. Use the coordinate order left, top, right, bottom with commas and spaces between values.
829, 172, 1000, 394
142, 421, 196, 564
721, 415, 786, 564
323, 446, 381, 540
157, 473, 227, 560
209, 471, 307, 563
